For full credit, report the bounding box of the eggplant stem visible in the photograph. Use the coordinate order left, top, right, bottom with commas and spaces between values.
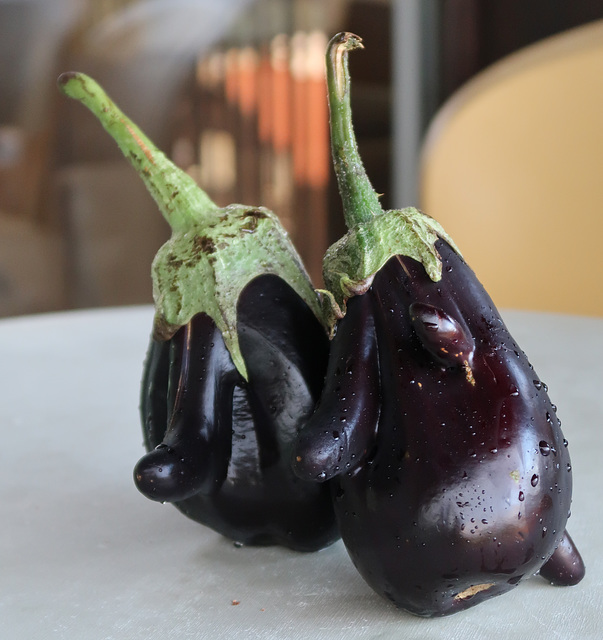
57, 71, 218, 233
326, 32, 383, 228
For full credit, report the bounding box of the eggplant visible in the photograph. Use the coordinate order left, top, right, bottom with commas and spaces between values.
137, 274, 335, 549
292, 33, 584, 614
58, 72, 338, 551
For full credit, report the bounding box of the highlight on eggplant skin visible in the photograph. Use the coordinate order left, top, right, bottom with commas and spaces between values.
136, 275, 338, 552
291, 31, 585, 616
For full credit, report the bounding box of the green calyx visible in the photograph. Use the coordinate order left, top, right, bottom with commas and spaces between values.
321, 206, 459, 316
322, 33, 461, 325
58, 71, 324, 379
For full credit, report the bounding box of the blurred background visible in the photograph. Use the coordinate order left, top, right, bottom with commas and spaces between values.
1, 0, 603, 318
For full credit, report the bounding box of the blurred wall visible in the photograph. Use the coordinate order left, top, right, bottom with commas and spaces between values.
0, 0, 386, 317
0, 0, 257, 317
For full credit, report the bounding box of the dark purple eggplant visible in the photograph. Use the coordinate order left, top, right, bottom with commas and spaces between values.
58, 72, 338, 551
137, 274, 335, 549
292, 33, 584, 614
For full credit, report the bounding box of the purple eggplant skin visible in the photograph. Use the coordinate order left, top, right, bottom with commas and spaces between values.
293, 290, 381, 482
538, 530, 585, 586
293, 240, 585, 615
135, 274, 338, 552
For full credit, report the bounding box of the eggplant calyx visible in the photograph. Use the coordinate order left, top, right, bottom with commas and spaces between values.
322, 206, 460, 317
57, 71, 325, 379
149, 202, 323, 378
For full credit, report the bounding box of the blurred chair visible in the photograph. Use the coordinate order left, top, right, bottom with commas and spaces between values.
420, 19, 603, 316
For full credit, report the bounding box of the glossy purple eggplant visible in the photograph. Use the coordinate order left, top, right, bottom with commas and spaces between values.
58, 72, 338, 552
298, 244, 584, 613
137, 274, 337, 550
292, 33, 584, 614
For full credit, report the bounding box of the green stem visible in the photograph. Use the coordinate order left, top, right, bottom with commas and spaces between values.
57, 71, 218, 232
326, 32, 383, 228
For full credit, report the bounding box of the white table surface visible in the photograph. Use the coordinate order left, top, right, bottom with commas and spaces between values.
1, 306, 601, 640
